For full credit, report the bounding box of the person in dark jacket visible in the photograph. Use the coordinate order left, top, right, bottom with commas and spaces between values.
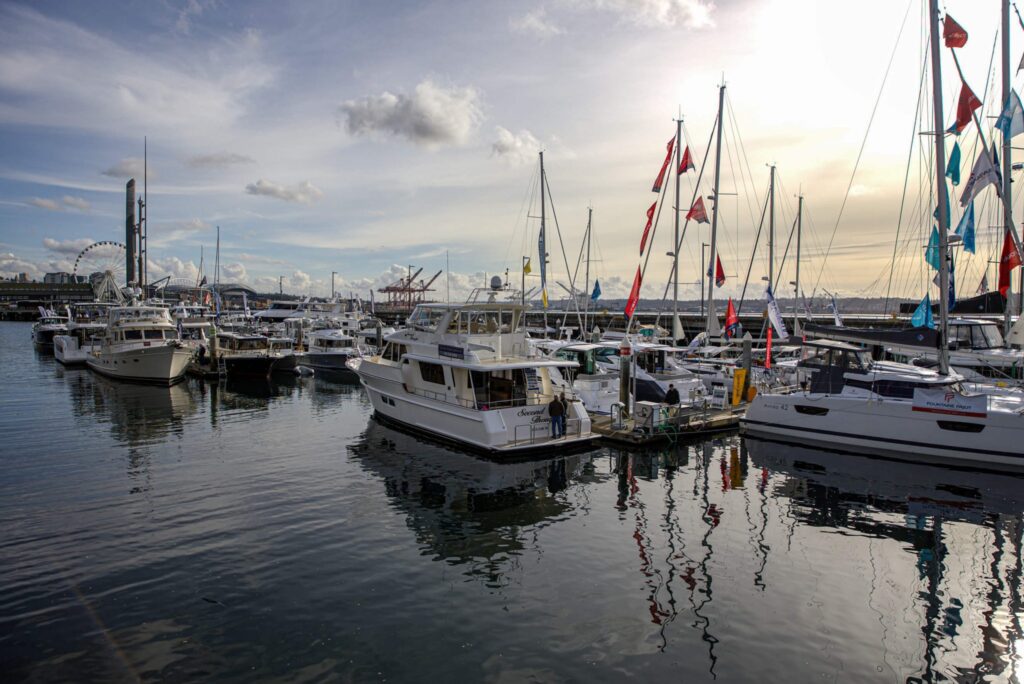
557, 392, 568, 437
664, 383, 680, 407
548, 394, 565, 438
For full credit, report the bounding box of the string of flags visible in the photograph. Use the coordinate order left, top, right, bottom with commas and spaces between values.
651, 136, 675, 193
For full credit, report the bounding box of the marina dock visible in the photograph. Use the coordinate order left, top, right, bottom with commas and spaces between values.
592, 402, 747, 446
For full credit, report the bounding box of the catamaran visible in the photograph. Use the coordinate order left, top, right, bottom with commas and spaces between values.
351, 280, 596, 453
742, 0, 1024, 470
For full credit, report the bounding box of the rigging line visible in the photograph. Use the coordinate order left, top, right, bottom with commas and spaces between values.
885, 43, 930, 315
810, 0, 913, 298
736, 190, 771, 315
725, 91, 765, 223
626, 138, 675, 335
654, 115, 720, 327
1014, 1, 1024, 31
722, 96, 760, 236
542, 170, 585, 331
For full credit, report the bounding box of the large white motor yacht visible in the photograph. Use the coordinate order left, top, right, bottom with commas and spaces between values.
86, 306, 193, 384
741, 339, 1024, 470
31, 311, 67, 349
351, 285, 596, 453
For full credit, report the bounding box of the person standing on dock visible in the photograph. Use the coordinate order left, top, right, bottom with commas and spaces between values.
548, 394, 565, 438
664, 383, 680, 418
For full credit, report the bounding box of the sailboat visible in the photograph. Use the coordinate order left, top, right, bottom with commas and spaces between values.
741, 0, 1024, 470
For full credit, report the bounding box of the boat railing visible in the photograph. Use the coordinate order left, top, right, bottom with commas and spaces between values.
407, 386, 576, 411
512, 417, 582, 445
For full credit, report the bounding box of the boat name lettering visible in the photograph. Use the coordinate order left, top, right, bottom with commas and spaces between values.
517, 407, 546, 418
438, 344, 465, 360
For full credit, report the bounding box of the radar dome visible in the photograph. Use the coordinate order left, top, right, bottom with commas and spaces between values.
489, 275, 503, 290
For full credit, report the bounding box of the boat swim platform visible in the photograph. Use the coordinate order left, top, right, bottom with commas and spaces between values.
592, 403, 747, 447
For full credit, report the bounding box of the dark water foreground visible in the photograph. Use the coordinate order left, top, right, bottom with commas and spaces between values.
3, 321, 1024, 683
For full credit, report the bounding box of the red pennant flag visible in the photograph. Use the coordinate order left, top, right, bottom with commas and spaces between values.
724, 298, 739, 339
715, 254, 726, 287
686, 197, 710, 224
998, 229, 1022, 296
677, 146, 695, 175
651, 136, 676, 193
949, 83, 981, 135
943, 15, 968, 48
639, 202, 656, 255
624, 266, 643, 318
765, 327, 773, 370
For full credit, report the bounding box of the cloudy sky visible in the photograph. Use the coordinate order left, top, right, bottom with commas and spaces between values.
0, 0, 1019, 303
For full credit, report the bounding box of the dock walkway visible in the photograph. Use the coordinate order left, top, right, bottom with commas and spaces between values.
592, 402, 747, 447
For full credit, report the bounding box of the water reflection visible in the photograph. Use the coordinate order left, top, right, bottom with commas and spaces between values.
746, 437, 1024, 682
349, 418, 589, 586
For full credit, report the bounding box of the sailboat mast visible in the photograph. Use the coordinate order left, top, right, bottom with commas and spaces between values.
795, 194, 802, 331
584, 206, 592, 336
673, 116, 682, 330
768, 163, 776, 290
1002, 0, 1016, 338
927, 0, 951, 376
705, 83, 726, 335
539, 151, 548, 337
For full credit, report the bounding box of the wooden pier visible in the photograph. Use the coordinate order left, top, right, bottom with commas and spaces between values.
592, 402, 747, 447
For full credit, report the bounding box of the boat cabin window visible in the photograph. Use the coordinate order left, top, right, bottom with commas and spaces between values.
269, 340, 292, 351
418, 361, 447, 385
124, 330, 143, 341
952, 323, 1003, 350
449, 308, 521, 334
596, 347, 619, 363
635, 350, 667, 374
469, 369, 529, 408
144, 329, 166, 340
321, 337, 353, 349
555, 349, 595, 374
381, 342, 407, 362
407, 307, 447, 332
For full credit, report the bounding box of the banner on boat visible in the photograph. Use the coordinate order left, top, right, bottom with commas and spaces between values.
911, 388, 987, 418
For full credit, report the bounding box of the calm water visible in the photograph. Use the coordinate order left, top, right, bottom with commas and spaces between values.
3, 321, 1024, 682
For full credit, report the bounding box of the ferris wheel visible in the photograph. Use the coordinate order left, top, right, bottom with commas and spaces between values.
72, 241, 127, 284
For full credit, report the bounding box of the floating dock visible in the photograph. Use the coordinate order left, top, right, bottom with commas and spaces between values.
592, 403, 746, 447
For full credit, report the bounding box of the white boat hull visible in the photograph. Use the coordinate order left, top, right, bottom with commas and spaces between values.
357, 364, 595, 453
741, 391, 1024, 470
87, 344, 193, 385
53, 335, 98, 365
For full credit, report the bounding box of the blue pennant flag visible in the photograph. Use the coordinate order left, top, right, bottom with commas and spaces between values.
591, 279, 601, 301
946, 142, 961, 186
955, 200, 975, 254
932, 189, 950, 225
911, 293, 936, 329
925, 226, 941, 271
996, 89, 1024, 140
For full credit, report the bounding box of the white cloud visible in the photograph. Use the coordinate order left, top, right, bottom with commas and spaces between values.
580, 0, 715, 29
510, 8, 564, 39
338, 79, 483, 147
187, 151, 255, 168
220, 262, 248, 281
148, 255, 201, 282
28, 197, 59, 211
289, 269, 312, 289
491, 126, 542, 164
175, 0, 209, 35
61, 195, 89, 210
245, 179, 323, 204
43, 237, 95, 255
100, 158, 154, 179
0, 252, 42, 279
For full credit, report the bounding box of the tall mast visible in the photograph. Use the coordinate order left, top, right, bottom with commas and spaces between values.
927, 0, 951, 375
768, 163, 776, 290
539, 151, 548, 336
673, 115, 683, 334
705, 83, 726, 335
583, 206, 592, 336
795, 194, 803, 331
1002, 0, 1016, 338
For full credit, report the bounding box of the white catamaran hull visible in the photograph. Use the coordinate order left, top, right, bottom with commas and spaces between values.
356, 366, 594, 453
87, 344, 193, 384
741, 392, 1024, 470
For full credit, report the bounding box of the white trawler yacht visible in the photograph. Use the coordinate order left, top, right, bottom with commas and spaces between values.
351, 280, 596, 453
87, 305, 193, 384
31, 310, 67, 349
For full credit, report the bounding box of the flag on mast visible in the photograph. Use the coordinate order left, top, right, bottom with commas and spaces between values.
947, 82, 981, 135
523, 258, 532, 274
946, 141, 961, 185
724, 298, 739, 339
624, 267, 642, 318
765, 327, 773, 370
827, 292, 843, 326
977, 272, 989, 295
705, 254, 725, 287
686, 197, 709, 224
942, 14, 968, 48
911, 293, 936, 329
765, 285, 789, 341
639, 202, 656, 255
591, 279, 601, 301
998, 229, 1022, 296
960, 146, 1001, 206
651, 136, 676, 193
996, 89, 1024, 140
677, 146, 695, 175
538, 225, 548, 309
925, 226, 941, 270
955, 200, 975, 253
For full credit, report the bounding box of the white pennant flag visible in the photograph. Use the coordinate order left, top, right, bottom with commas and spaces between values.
765, 286, 790, 341
960, 147, 1000, 207
996, 90, 1024, 140
977, 272, 989, 295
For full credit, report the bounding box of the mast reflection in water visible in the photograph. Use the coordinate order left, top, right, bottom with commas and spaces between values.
2, 322, 1024, 682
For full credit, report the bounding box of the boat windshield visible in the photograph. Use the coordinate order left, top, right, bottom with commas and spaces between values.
447, 308, 520, 335
800, 345, 870, 372
407, 306, 447, 332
